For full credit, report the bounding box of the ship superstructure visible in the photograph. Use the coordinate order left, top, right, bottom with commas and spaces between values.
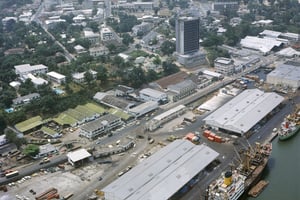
207, 142, 272, 200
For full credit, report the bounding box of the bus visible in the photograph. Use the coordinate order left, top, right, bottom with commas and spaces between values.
5, 171, 19, 179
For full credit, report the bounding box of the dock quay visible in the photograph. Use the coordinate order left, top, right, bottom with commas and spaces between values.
266, 132, 278, 143
248, 180, 269, 198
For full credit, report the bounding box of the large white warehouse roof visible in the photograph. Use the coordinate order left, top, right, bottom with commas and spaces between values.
102, 140, 219, 200
240, 36, 283, 54
204, 89, 284, 135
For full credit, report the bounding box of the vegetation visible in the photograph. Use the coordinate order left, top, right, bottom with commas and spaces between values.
23, 144, 39, 157
5, 130, 26, 148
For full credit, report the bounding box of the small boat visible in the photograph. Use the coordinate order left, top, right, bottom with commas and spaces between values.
248, 180, 269, 197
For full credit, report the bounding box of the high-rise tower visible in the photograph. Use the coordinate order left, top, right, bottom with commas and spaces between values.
175, 17, 206, 67
176, 17, 200, 55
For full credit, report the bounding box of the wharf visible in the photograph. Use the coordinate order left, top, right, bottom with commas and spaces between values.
248, 180, 269, 198
266, 132, 278, 143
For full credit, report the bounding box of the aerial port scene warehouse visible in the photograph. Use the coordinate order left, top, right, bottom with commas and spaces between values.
0, 0, 300, 200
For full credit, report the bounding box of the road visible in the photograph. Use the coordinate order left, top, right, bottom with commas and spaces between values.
31, 1, 75, 62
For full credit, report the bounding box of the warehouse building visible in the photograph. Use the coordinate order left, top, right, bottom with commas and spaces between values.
167, 80, 197, 102
128, 101, 158, 118
240, 36, 283, 55
147, 105, 186, 131
102, 140, 219, 200
266, 61, 300, 89
203, 89, 284, 135
79, 114, 122, 139
139, 88, 168, 104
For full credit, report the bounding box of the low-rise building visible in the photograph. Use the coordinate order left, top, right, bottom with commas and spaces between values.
214, 57, 235, 75
115, 85, 134, 97
15, 64, 48, 77
146, 105, 186, 131
139, 88, 168, 104
266, 61, 300, 89
72, 70, 97, 83
132, 22, 153, 36
38, 143, 58, 158
89, 46, 109, 57
84, 29, 100, 45
79, 114, 123, 139
67, 148, 92, 167
167, 80, 197, 102
12, 93, 40, 107
128, 101, 158, 118
47, 71, 66, 84
74, 45, 87, 54
100, 27, 114, 41
0, 135, 8, 146
93, 92, 135, 110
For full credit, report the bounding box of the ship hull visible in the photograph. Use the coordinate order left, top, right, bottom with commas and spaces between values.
279, 126, 300, 141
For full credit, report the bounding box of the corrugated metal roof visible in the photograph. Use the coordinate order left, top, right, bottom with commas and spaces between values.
153, 105, 186, 121
267, 63, 300, 81
240, 36, 283, 54
204, 89, 284, 134
102, 140, 219, 200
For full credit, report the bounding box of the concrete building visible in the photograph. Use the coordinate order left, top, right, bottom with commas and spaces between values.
100, 27, 114, 41
67, 148, 92, 167
102, 140, 219, 200
115, 85, 134, 97
128, 101, 159, 118
93, 92, 135, 110
72, 70, 97, 83
175, 17, 206, 67
139, 88, 168, 104
212, 1, 239, 13
214, 57, 235, 75
266, 61, 300, 89
12, 93, 40, 107
176, 17, 199, 55
203, 89, 284, 135
25, 73, 48, 87
47, 71, 66, 84
147, 105, 186, 131
132, 22, 153, 36
38, 143, 58, 158
0, 135, 8, 146
89, 46, 109, 57
79, 114, 123, 139
84, 29, 100, 45
15, 64, 48, 77
167, 80, 197, 102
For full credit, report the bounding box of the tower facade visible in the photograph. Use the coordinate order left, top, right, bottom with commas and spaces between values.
176, 17, 200, 55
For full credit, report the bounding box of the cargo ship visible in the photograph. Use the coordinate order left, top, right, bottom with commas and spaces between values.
278, 106, 300, 141
207, 142, 272, 200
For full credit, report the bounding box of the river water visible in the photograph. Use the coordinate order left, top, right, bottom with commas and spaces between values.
248, 133, 300, 200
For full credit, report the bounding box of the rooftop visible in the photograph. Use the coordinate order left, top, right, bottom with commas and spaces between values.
267, 62, 300, 81
80, 114, 120, 132
204, 89, 284, 134
67, 149, 91, 162
102, 140, 219, 200
14, 64, 48, 74
15, 116, 43, 133
139, 88, 166, 98
47, 71, 66, 79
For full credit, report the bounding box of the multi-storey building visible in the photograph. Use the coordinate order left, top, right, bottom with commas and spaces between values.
214, 57, 235, 75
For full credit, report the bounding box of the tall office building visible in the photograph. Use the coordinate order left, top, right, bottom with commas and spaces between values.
175, 17, 206, 67
176, 17, 200, 55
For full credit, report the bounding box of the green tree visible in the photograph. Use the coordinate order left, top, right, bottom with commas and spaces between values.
122, 33, 134, 46
96, 65, 108, 83
84, 70, 94, 85
5, 130, 26, 148
146, 69, 158, 82
160, 40, 176, 55
23, 144, 39, 157
162, 61, 179, 76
